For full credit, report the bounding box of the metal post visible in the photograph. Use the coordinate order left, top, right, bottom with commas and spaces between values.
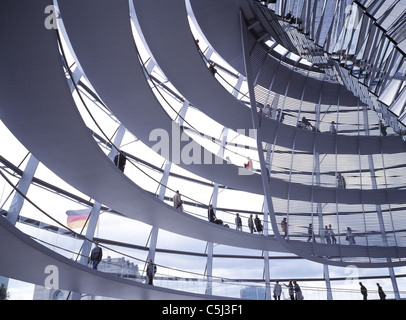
147, 160, 172, 264
2, 154, 39, 292
6, 155, 39, 226
204, 47, 214, 61
263, 198, 271, 300
240, 12, 282, 301
70, 201, 102, 300
72, 123, 126, 300
313, 99, 324, 243
205, 127, 228, 295
108, 125, 127, 161
70, 120, 126, 301
78, 202, 102, 266
314, 89, 333, 299
205, 220, 215, 295
324, 264, 333, 300
232, 74, 245, 98
362, 105, 400, 299
178, 100, 189, 126
146, 99, 186, 279
205, 242, 214, 295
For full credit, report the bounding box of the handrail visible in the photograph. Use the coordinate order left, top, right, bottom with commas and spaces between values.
6, 206, 406, 299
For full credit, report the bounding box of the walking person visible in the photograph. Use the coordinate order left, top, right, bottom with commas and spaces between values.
284, 281, 294, 300
377, 283, 386, 300
258, 107, 263, 127
273, 281, 282, 300
90, 241, 103, 270
307, 223, 316, 242
209, 62, 217, 76
281, 218, 287, 239
301, 116, 313, 130
244, 157, 253, 170
293, 281, 303, 300
248, 214, 254, 234
379, 120, 387, 136
113, 150, 127, 172
337, 172, 346, 189
277, 110, 285, 123
346, 227, 356, 245
173, 190, 184, 211
235, 213, 242, 231
254, 214, 263, 234
359, 282, 368, 300
328, 224, 337, 244
329, 121, 337, 134
324, 225, 331, 244
208, 204, 216, 223
147, 258, 157, 285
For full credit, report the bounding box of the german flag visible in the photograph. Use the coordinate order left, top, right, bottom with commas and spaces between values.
66, 209, 91, 229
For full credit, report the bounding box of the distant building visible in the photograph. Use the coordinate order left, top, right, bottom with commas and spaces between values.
33, 256, 140, 300
240, 286, 266, 300
97, 256, 140, 279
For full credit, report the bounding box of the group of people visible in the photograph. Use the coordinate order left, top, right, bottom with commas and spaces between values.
297, 116, 338, 133
88, 241, 386, 300
168, 189, 363, 247
174, 190, 359, 246
248, 214, 264, 234
306, 223, 356, 245
235, 212, 264, 234
274, 280, 387, 300
359, 282, 387, 300
297, 116, 339, 135
88, 240, 388, 300
174, 190, 267, 233
102, 148, 392, 297
260, 108, 391, 140
208, 205, 264, 233
272, 280, 303, 300
306, 223, 337, 244
283, 10, 303, 27
297, 116, 315, 131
